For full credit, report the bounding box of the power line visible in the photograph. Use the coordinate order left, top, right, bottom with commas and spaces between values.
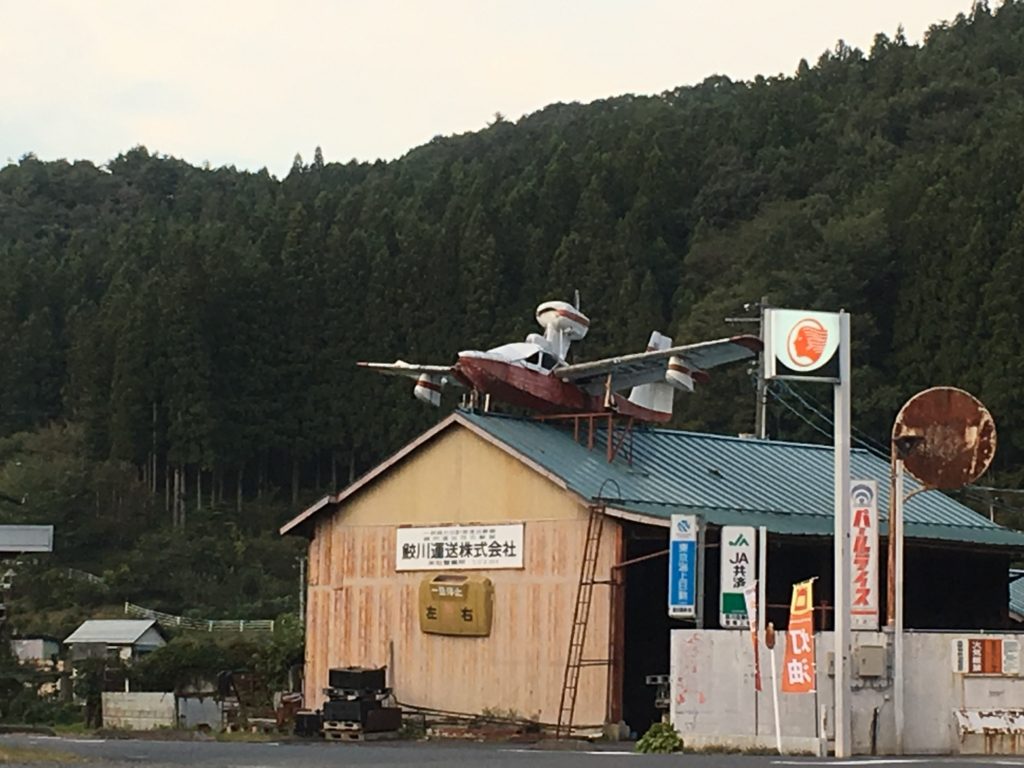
770, 384, 890, 461
769, 379, 1024, 525
780, 381, 891, 457
766, 387, 835, 444
968, 484, 1024, 496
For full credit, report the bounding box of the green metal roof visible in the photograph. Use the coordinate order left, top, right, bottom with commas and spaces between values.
461, 411, 1024, 549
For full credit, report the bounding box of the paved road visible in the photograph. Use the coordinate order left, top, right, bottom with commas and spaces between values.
5, 735, 1024, 767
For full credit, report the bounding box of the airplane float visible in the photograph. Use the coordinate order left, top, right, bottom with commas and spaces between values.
358, 300, 761, 424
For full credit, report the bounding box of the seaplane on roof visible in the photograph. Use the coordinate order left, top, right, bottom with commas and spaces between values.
358, 300, 761, 423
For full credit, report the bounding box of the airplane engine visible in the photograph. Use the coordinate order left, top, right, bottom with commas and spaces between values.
665, 356, 696, 392
535, 300, 589, 340
413, 374, 442, 406
536, 300, 589, 359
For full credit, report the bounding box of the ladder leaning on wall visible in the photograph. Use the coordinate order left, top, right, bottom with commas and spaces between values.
555, 503, 610, 739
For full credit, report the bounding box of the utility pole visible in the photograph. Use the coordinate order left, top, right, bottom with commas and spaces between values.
298, 556, 307, 629
726, 296, 769, 438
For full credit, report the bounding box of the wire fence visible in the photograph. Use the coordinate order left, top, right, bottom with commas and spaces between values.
123, 601, 275, 633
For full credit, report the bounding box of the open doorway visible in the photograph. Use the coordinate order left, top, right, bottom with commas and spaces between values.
620, 521, 673, 738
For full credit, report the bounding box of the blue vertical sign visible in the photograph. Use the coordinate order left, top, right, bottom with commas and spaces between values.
669, 514, 698, 618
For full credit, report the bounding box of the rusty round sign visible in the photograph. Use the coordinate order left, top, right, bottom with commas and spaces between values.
891, 387, 996, 490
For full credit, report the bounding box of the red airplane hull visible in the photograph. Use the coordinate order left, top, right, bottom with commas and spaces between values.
455, 357, 672, 423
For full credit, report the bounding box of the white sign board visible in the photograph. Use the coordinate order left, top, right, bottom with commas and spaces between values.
952, 638, 1020, 676
668, 514, 698, 619
850, 480, 879, 630
764, 308, 842, 382
0, 525, 53, 553
395, 523, 524, 571
720, 526, 755, 628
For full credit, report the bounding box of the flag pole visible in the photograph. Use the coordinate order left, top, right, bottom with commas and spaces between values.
768, 622, 782, 754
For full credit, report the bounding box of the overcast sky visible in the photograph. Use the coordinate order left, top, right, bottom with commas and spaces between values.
2, 0, 974, 177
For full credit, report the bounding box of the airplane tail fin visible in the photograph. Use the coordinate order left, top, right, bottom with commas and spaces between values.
628, 331, 675, 416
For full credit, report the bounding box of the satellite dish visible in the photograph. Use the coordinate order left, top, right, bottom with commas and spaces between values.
891, 386, 996, 490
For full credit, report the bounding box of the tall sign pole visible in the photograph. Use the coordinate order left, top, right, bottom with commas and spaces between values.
893, 458, 905, 755
764, 307, 851, 758
833, 312, 852, 758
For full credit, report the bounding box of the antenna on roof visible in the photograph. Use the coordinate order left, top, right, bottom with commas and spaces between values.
574, 289, 581, 311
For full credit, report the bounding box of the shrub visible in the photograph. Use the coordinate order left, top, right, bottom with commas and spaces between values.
635, 721, 684, 754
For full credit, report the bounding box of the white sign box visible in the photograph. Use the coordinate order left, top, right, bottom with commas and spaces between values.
395, 523, 524, 571
764, 308, 842, 383
720, 525, 756, 628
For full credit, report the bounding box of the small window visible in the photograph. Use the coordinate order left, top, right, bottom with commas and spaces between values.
526, 352, 541, 366
540, 353, 558, 370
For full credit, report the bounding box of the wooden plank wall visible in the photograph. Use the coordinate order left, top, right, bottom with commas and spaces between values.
303, 426, 621, 726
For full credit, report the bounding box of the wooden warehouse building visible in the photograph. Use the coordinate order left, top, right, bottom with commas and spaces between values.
281, 411, 1024, 735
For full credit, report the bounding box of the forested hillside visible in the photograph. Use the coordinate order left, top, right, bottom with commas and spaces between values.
2, 2, 1023, 626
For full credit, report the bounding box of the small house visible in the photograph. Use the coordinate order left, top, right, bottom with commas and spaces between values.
10, 635, 61, 667
64, 619, 166, 663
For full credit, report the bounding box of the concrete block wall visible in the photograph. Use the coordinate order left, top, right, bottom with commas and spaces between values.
101, 692, 176, 730
671, 629, 1024, 755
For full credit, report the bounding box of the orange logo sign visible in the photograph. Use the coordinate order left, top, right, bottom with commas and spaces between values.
786, 319, 828, 368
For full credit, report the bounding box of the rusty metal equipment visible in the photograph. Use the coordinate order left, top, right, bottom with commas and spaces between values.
891, 386, 996, 490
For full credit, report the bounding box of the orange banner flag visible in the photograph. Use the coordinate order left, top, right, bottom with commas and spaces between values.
781, 578, 816, 694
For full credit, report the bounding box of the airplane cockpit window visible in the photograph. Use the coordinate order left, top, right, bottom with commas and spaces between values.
540, 352, 558, 370
526, 352, 542, 366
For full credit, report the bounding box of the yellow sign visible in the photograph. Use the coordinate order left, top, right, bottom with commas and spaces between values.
418, 574, 494, 636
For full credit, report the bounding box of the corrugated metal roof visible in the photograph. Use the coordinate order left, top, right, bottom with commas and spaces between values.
459, 411, 1024, 548
64, 619, 160, 645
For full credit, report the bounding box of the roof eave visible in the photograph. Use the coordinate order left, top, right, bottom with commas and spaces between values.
281, 413, 470, 536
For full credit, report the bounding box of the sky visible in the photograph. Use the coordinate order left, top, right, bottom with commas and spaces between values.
1, 0, 975, 178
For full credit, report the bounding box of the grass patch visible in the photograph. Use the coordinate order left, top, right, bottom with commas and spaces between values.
0, 744, 81, 764
51, 723, 90, 736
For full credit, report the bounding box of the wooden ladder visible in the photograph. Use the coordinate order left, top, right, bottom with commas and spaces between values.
556, 504, 608, 738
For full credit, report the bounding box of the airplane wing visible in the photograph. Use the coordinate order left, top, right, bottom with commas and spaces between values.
554, 335, 761, 394
356, 360, 464, 386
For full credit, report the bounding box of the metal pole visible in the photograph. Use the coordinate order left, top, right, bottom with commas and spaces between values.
894, 459, 905, 755
756, 297, 769, 440
833, 311, 853, 758
696, 518, 706, 629
758, 526, 767, 637
298, 556, 306, 626
757, 527, 767, 740
770, 639, 782, 755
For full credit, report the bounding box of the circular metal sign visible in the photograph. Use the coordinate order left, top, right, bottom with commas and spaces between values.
891, 387, 996, 489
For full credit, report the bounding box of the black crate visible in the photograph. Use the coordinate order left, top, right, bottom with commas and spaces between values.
328, 666, 386, 692
365, 706, 402, 733
294, 710, 323, 737
323, 697, 380, 724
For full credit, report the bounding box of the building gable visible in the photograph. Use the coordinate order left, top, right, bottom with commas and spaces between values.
326, 423, 583, 529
